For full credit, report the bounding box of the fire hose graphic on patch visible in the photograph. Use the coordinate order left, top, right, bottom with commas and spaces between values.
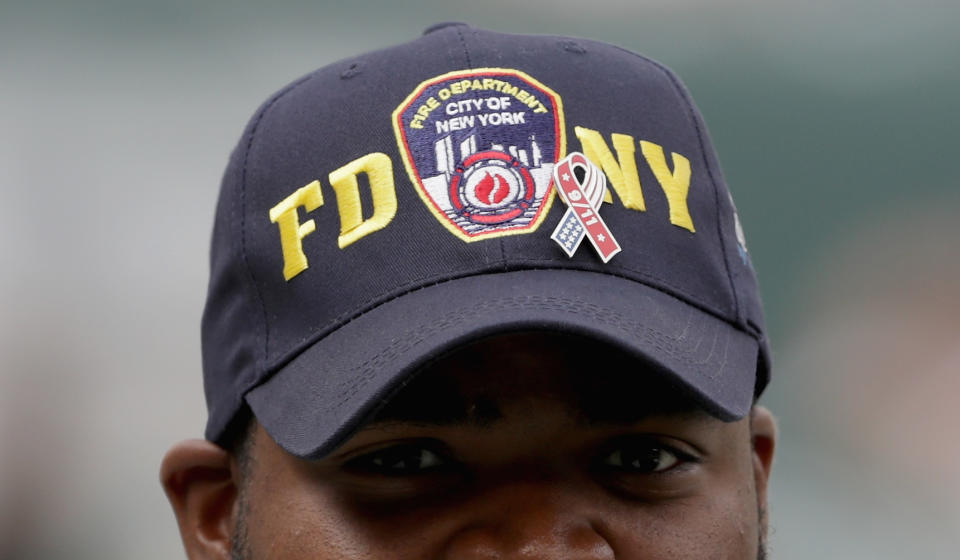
393, 68, 566, 242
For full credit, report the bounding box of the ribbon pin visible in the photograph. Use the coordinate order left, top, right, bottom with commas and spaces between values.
550, 152, 621, 263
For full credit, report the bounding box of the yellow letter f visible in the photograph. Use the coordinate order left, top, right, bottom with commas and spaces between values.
268, 181, 324, 281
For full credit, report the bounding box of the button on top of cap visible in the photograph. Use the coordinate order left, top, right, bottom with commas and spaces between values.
423, 21, 469, 35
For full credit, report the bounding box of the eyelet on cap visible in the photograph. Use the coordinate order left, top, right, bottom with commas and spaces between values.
559, 40, 587, 54
423, 21, 469, 35
340, 62, 362, 79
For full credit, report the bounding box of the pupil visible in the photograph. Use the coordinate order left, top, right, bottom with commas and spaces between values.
386, 448, 422, 471
625, 447, 659, 470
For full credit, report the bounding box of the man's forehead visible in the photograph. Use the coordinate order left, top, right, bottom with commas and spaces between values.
367, 331, 709, 428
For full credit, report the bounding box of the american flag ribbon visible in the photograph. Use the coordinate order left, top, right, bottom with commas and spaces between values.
550, 152, 621, 263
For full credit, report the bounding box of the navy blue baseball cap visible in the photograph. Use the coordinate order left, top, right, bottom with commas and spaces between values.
201, 23, 770, 458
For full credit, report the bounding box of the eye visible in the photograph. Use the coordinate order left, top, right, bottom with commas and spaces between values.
599, 438, 692, 474
343, 441, 452, 476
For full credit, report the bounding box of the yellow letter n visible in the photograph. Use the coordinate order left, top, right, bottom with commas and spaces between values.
574, 126, 646, 211
269, 181, 323, 281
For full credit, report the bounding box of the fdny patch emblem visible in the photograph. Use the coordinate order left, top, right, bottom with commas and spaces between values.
393, 68, 566, 241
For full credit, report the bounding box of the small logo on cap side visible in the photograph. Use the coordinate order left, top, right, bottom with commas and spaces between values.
551, 152, 620, 263
393, 68, 566, 241
728, 191, 750, 265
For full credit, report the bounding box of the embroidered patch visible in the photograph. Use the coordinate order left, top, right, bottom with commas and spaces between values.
393, 68, 566, 241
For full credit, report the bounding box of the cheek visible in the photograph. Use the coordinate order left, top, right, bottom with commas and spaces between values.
246, 485, 760, 560
601, 491, 759, 560
245, 492, 368, 559
244, 472, 386, 559
245, 479, 460, 559
603, 445, 761, 559
244, 489, 760, 560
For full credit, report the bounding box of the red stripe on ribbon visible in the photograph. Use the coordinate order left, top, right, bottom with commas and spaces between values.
554, 154, 621, 262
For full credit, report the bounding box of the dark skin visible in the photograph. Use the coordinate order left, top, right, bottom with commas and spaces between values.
162, 333, 777, 559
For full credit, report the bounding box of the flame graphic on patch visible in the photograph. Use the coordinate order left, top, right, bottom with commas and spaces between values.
476, 172, 508, 205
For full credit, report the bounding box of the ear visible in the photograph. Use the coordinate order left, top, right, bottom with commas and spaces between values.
749, 406, 777, 530
160, 439, 240, 560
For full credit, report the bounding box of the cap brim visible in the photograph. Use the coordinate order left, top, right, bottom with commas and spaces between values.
245, 269, 758, 458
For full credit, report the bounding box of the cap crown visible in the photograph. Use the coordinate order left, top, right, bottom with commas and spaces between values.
202, 24, 768, 443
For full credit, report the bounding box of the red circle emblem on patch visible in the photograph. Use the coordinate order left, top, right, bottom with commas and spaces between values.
449, 151, 535, 225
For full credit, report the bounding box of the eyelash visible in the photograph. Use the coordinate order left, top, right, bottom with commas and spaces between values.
342, 437, 697, 477
342, 440, 456, 476
594, 437, 698, 475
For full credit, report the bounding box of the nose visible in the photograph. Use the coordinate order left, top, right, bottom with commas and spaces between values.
441, 479, 615, 559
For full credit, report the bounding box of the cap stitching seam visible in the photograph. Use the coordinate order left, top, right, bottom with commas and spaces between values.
501, 254, 728, 312
238, 73, 314, 370
610, 45, 743, 324
654, 60, 742, 324
257, 266, 750, 381
280, 265, 718, 360
454, 25, 474, 69
453, 25, 510, 270
290, 292, 744, 456
330, 295, 734, 416
349, 296, 731, 380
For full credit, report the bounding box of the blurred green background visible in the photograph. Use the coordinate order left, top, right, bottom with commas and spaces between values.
2, 0, 958, 558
